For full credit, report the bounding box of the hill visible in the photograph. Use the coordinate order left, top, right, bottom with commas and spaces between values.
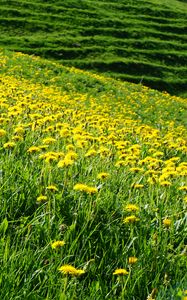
0, 49, 187, 299
0, 0, 187, 97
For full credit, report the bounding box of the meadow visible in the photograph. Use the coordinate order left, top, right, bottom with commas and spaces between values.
0, 49, 187, 299
0, 0, 187, 97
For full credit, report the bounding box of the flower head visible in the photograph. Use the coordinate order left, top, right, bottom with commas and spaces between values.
97, 172, 110, 180
123, 215, 140, 224
163, 218, 172, 228
51, 240, 65, 249
46, 185, 58, 192
128, 256, 138, 264
113, 268, 129, 276
36, 195, 47, 203
58, 264, 85, 276
124, 204, 139, 212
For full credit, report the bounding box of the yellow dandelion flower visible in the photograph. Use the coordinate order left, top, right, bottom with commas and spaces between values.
12, 135, 23, 141
3, 141, 16, 149
163, 218, 172, 228
46, 185, 58, 192
27, 146, 41, 153
123, 215, 140, 224
113, 268, 129, 276
57, 158, 74, 168
129, 167, 144, 173
73, 183, 88, 192
159, 181, 171, 187
85, 149, 97, 157
86, 187, 98, 194
58, 264, 85, 276
128, 256, 138, 264
51, 240, 65, 249
125, 204, 139, 212
36, 195, 47, 203
0, 129, 6, 137
97, 172, 110, 180
179, 186, 187, 191
42, 137, 56, 144
73, 183, 98, 194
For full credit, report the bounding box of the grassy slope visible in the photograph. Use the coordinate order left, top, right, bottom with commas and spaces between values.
0, 49, 187, 299
0, 0, 187, 97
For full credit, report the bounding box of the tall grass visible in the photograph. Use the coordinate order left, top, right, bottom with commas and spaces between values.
0, 49, 186, 299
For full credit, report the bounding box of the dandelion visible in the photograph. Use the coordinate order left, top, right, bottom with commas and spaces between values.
160, 181, 171, 187
73, 183, 98, 194
27, 146, 41, 153
163, 218, 172, 228
42, 137, 56, 144
113, 268, 129, 276
46, 185, 58, 192
179, 186, 187, 191
124, 204, 139, 212
3, 141, 16, 149
123, 215, 140, 224
128, 256, 138, 264
57, 158, 74, 167
85, 149, 97, 157
0, 129, 6, 137
97, 172, 110, 180
36, 195, 47, 203
51, 240, 65, 249
58, 264, 85, 276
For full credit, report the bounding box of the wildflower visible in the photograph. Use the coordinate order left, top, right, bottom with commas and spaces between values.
129, 167, 144, 173
36, 195, 47, 203
128, 256, 138, 264
73, 183, 98, 194
57, 158, 74, 167
179, 186, 187, 191
14, 126, 24, 134
46, 185, 58, 192
85, 149, 97, 157
27, 146, 41, 153
42, 137, 56, 144
97, 172, 110, 180
12, 135, 23, 141
3, 141, 16, 149
51, 240, 65, 249
0, 129, 6, 137
163, 218, 172, 228
159, 181, 171, 187
113, 268, 129, 276
123, 215, 140, 224
58, 264, 85, 276
124, 204, 139, 212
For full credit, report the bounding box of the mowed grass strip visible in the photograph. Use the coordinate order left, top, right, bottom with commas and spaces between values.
0, 0, 187, 97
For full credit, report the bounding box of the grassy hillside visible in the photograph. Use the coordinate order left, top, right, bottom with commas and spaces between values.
0, 49, 187, 299
0, 0, 187, 97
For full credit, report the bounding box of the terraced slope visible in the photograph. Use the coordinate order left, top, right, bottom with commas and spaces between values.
0, 0, 187, 96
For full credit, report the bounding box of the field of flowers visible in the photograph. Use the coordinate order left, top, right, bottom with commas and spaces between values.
0, 49, 187, 299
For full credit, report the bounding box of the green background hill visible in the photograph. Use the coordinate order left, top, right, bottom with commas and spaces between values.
0, 0, 187, 97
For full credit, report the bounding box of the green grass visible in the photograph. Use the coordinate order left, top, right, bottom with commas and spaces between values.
0, 49, 187, 299
0, 0, 187, 97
